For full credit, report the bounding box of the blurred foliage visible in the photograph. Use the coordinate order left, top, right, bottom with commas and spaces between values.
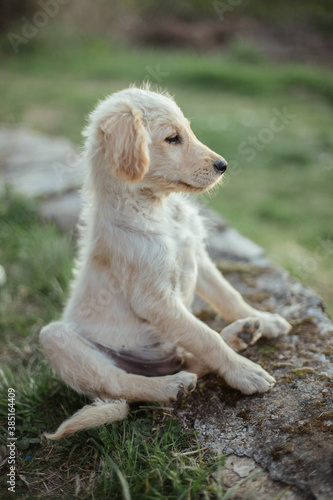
246, 0, 333, 30
2, 0, 332, 32
0, 0, 39, 32
125, 0, 333, 24
122, 0, 216, 20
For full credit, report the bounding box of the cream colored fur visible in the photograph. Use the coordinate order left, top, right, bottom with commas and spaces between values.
40, 86, 291, 440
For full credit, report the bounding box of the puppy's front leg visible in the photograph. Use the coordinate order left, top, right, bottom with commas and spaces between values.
196, 250, 292, 339
131, 291, 275, 395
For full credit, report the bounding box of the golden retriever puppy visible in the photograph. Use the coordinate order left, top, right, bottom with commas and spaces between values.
40, 87, 291, 439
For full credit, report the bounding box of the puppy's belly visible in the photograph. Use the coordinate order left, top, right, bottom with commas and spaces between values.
89, 339, 185, 377
68, 287, 193, 376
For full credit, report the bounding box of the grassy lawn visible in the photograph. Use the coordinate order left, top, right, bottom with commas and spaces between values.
0, 27, 332, 498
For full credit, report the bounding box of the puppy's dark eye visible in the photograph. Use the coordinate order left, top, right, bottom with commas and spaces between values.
165, 135, 180, 144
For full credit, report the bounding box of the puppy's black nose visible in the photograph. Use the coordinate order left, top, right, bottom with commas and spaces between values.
214, 159, 228, 174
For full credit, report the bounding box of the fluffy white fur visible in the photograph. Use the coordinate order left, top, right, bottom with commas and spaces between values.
40, 86, 291, 440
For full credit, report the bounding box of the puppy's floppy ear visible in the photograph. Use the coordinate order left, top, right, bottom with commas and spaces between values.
99, 105, 150, 182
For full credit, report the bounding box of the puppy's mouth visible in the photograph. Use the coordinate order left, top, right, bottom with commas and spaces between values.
176, 180, 206, 193
176, 176, 222, 193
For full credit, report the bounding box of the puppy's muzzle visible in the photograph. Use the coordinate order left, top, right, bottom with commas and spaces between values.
213, 158, 228, 174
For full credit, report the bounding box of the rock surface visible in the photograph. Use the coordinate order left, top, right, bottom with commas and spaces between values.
1, 126, 332, 499
0, 125, 84, 232
179, 256, 333, 499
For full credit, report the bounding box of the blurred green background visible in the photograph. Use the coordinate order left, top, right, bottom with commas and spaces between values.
1, 0, 333, 314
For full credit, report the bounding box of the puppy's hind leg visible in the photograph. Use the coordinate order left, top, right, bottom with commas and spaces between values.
40, 321, 129, 439
183, 353, 210, 378
40, 322, 197, 438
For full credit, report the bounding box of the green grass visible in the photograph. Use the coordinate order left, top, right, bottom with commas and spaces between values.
1, 364, 223, 499
0, 191, 73, 341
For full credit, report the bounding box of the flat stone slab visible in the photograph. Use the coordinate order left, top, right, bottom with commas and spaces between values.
0, 125, 85, 199
208, 226, 265, 262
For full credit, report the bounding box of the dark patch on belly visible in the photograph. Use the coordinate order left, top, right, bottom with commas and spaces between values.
90, 340, 184, 377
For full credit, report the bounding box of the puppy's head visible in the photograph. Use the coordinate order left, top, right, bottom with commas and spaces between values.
87, 87, 227, 193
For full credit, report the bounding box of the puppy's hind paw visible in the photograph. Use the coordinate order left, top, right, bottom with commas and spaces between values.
221, 317, 263, 352
164, 371, 197, 401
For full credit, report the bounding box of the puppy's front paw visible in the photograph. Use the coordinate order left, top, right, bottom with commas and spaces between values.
221, 317, 263, 352
221, 354, 275, 395
164, 371, 197, 401
259, 312, 292, 339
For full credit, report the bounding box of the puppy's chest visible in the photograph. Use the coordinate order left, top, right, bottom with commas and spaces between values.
172, 233, 198, 301
162, 207, 204, 302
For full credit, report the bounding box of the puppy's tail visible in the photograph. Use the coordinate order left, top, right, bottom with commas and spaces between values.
44, 399, 129, 440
